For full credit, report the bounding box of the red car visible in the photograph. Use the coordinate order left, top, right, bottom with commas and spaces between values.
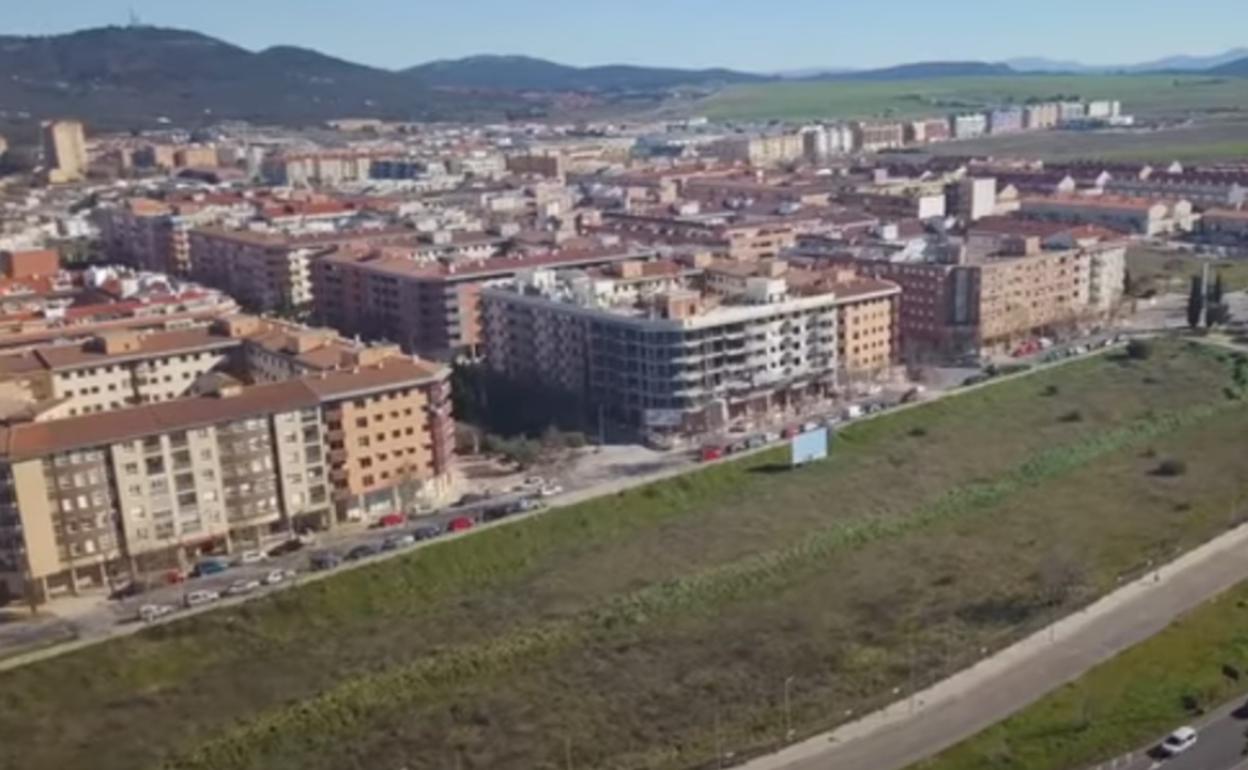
446, 516, 475, 533
378, 513, 406, 528
700, 446, 725, 462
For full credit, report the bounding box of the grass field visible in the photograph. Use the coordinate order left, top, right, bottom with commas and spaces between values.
2, 343, 1248, 770
916, 580, 1248, 770
701, 75, 1248, 122
1127, 246, 1248, 296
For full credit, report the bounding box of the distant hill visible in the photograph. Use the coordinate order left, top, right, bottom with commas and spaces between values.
809, 61, 1014, 81
1007, 48, 1248, 74
1208, 56, 1248, 76
0, 26, 533, 130
406, 54, 770, 92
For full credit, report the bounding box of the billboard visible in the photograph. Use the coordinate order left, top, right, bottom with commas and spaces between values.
790, 428, 829, 467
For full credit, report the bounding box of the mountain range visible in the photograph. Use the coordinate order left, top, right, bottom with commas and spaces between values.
0, 26, 1244, 132
1006, 47, 1248, 73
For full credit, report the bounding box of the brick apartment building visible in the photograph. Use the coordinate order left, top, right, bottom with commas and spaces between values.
310, 245, 655, 359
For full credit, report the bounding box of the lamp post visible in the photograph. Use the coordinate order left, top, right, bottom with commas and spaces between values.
783, 675, 796, 740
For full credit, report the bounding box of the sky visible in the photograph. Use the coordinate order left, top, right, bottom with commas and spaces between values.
6, 0, 1247, 72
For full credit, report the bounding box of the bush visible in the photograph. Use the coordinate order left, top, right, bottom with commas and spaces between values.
1155, 459, 1188, 477
1059, 410, 1084, 423
1126, 339, 1153, 360
1042, 384, 1060, 397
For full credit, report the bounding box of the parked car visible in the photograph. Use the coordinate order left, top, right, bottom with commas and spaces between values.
843, 405, 864, 420
381, 533, 417, 551
164, 569, 186, 585
263, 569, 295, 586
456, 492, 489, 507
1158, 727, 1197, 757
376, 512, 406, 529
412, 524, 442, 541
538, 483, 564, 498
184, 590, 220, 608
224, 579, 261, 597
138, 603, 175, 623
745, 435, 766, 450
110, 581, 145, 601
267, 539, 304, 558
233, 550, 267, 566
481, 505, 513, 523
190, 559, 229, 578
700, 445, 725, 462
523, 476, 546, 488
446, 516, 475, 533
309, 551, 341, 571
762, 431, 782, 443
345, 543, 380, 562
511, 497, 542, 514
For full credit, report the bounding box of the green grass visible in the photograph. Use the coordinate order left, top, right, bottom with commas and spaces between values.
1127, 246, 1248, 296
1, 342, 1247, 770
701, 75, 1248, 122
916, 582, 1248, 770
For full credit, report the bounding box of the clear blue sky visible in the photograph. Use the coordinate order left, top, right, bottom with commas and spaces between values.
7, 0, 1246, 71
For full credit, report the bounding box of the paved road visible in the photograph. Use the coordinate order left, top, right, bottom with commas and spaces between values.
1094, 698, 1248, 770
737, 521, 1248, 770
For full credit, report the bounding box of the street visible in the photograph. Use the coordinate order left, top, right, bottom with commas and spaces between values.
1091, 699, 1248, 770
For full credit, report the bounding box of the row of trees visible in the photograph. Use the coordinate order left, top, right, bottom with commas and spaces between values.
1187, 272, 1233, 329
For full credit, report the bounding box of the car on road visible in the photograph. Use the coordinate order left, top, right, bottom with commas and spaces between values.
233, 550, 267, 566
309, 551, 341, 571
263, 569, 295, 586
446, 516, 475, 533
110, 581, 145, 601
190, 559, 229, 578
184, 590, 220, 608
138, 603, 175, 623
456, 492, 490, 507
345, 543, 380, 561
375, 512, 406, 529
538, 483, 564, 498
224, 579, 261, 597
481, 505, 513, 523
411, 524, 442, 541
381, 533, 417, 551
1158, 726, 1198, 757
267, 538, 304, 558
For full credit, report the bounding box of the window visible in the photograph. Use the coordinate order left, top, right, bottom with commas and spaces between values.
145, 457, 165, 476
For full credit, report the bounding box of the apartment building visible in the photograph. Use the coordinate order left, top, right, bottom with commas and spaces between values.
481, 259, 899, 431
0, 322, 454, 605
261, 151, 379, 186
711, 134, 806, 167
311, 244, 650, 359
906, 118, 952, 145
853, 122, 906, 152
952, 114, 989, 140
801, 238, 1124, 358
1024, 103, 1061, 130
1105, 171, 1248, 209
187, 226, 414, 311
1020, 196, 1196, 236
1197, 208, 1248, 256
802, 124, 857, 161
42, 120, 88, 184
595, 211, 800, 261
97, 196, 257, 275
989, 108, 1025, 134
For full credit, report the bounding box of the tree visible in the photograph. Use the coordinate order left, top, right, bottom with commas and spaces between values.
1187, 275, 1206, 329
1126, 339, 1153, 360
1207, 302, 1231, 328
1122, 268, 1134, 297
1211, 272, 1225, 305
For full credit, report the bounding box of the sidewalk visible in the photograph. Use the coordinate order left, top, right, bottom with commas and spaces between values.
737, 521, 1248, 770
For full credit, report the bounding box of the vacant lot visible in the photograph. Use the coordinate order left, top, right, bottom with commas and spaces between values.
1127, 246, 1248, 296
701, 75, 1248, 122
2, 343, 1247, 770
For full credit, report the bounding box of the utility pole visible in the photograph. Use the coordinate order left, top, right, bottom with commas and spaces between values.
564, 735, 573, 770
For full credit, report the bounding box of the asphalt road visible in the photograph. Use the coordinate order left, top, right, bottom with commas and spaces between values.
1098, 698, 1248, 770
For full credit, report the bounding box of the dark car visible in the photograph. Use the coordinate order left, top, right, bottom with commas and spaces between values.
411, 524, 442, 541
345, 543, 380, 562
308, 551, 341, 571
190, 559, 229, 578
481, 505, 513, 523
456, 492, 489, 507
267, 539, 304, 558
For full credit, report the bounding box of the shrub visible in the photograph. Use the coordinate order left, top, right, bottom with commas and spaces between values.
1126, 339, 1153, 360
1059, 410, 1084, 423
1042, 384, 1060, 397
1155, 459, 1188, 477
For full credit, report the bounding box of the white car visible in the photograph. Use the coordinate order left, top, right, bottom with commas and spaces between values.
263, 569, 296, 586
1158, 726, 1197, 757
184, 590, 220, 608
138, 603, 175, 623
223, 579, 261, 597
538, 483, 564, 498
234, 550, 267, 566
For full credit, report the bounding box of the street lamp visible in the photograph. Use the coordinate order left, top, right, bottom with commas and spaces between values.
783, 675, 796, 740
